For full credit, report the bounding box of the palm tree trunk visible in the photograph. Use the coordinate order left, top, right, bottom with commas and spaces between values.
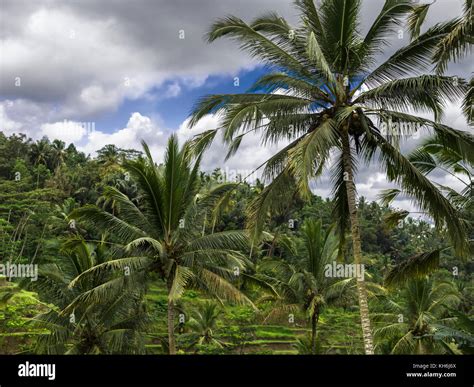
267, 231, 279, 257
341, 130, 375, 355
167, 299, 177, 355
166, 270, 177, 355
310, 309, 319, 354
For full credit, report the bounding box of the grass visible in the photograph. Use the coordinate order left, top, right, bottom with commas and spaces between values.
244, 339, 295, 346
272, 350, 298, 355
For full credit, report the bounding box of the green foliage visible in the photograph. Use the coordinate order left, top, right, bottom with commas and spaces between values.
1, 128, 471, 355
0, 281, 47, 354
0, 0, 472, 356
374, 277, 463, 354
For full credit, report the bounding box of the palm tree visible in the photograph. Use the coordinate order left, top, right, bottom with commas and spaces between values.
50, 139, 67, 170
258, 219, 352, 354
433, 307, 474, 354
181, 301, 226, 351
189, 0, 473, 354
374, 277, 460, 354
97, 144, 123, 176
31, 237, 147, 354
374, 249, 469, 354
49, 198, 82, 236
293, 332, 324, 354
70, 135, 253, 354
30, 137, 51, 188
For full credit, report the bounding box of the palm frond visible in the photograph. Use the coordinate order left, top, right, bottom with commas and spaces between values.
362, 0, 414, 66
383, 210, 409, 229
196, 268, 255, 308
169, 265, 195, 301
246, 169, 297, 241
187, 230, 249, 252
377, 188, 401, 206
71, 205, 146, 244
356, 75, 467, 121
205, 15, 312, 79
288, 118, 337, 197
433, 0, 473, 74
365, 20, 459, 86
408, 4, 431, 40
384, 250, 441, 288
319, 0, 361, 72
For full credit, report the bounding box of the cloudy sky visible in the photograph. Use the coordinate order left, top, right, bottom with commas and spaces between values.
0, 0, 472, 213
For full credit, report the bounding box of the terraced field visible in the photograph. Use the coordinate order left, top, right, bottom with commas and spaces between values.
1, 281, 364, 355
144, 284, 364, 355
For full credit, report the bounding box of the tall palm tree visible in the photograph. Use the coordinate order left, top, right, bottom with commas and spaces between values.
70, 135, 253, 354
258, 219, 352, 354
189, 0, 473, 354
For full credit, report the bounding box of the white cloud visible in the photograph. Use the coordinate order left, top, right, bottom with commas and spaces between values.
78, 85, 123, 115
357, 172, 389, 198
2, 7, 174, 118
77, 112, 165, 157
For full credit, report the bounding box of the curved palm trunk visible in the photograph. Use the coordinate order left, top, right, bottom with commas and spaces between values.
341, 131, 375, 355
267, 231, 279, 257
167, 299, 177, 355
310, 309, 320, 354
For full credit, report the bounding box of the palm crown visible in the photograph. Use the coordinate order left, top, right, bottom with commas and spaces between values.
374, 278, 461, 354
190, 0, 472, 250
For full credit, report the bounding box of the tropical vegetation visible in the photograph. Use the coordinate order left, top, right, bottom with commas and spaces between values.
1, 0, 472, 355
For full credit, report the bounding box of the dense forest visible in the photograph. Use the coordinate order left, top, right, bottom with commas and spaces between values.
0, 131, 472, 355
1, 0, 473, 356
